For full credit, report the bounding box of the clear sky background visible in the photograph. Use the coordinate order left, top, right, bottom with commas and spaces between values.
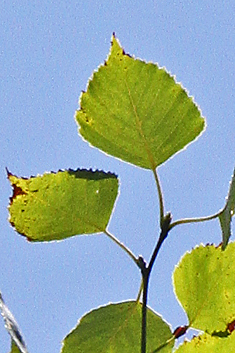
1, 1, 235, 352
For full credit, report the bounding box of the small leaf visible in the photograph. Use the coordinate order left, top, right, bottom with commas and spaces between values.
75, 34, 205, 170
175, 332, 235, 353
61, 301, 174, 353
7, 169, 118, 242
9, 341, 23, 353
0, 293, 28, 353
219, 168, 235, 250
173, 242, 235, 334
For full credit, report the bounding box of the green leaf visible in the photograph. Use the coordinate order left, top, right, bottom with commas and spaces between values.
173, 242, 235, 334
75, 34, 205, 170
0, 293, 28, 353
7, 169, 118, 242
219, 168, 235, 250
61, 301, 174, 353
9, 341, 22, 353
175, 332, 235, 353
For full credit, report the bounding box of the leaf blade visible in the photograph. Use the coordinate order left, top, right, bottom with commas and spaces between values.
7, 169, 119, 242
219, 168, 235, 249
76, 35, 205, 170
173, 242, 235, 333
61, 301, 174, 353
0, 293, 28, 353
9, 341, 23, 353
175, 332, 235, 353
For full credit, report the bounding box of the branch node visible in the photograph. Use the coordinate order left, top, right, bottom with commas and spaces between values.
161, 212, 172, 233
137, 256, 147, 273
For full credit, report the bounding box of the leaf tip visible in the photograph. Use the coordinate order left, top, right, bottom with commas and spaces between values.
7, 174, 27, 205
6, 167, 11, 178
110, 33, 123, 52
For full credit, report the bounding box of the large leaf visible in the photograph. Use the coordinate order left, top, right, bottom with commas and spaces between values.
61, 301, 174, 353
173, 242, 235, 334
175, 332, 235, 353
75, 34, 205, 170
219, 168, 235, 250
7, 169, 118, 241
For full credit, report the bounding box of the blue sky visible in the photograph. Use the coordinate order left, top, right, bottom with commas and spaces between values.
1, 1, 235, 352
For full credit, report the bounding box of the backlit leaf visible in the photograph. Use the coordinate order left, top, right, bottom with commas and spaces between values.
0, 293, 28, 353
173, 242, 235, 333
219, 168, 235, 250
61, 301, 174, 353
9, 341, 23, 353
175, 332, 235, 353
7, 169, 118, 242
75, 34, 205, 170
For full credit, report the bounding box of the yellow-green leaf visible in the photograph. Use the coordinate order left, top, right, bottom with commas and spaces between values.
175, 332, 235, 353
173, 242, 235, 333
75, 34, 205, 170
7, 169, 118, 242
219, 168, 235, 250
9, 341, 23, 353
61, 301, 174, 353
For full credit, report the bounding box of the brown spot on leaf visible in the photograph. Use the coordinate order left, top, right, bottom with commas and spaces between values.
9, 184, 27, 205
6, 168, 27, 204
227, 319, 235, 333
173, 325, 188, 339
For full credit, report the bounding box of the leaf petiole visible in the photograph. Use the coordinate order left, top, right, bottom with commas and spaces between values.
104, 229, 139, 265
152, 168, 165, 226
169, 209, 223, 230
136, 279, 143, 302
